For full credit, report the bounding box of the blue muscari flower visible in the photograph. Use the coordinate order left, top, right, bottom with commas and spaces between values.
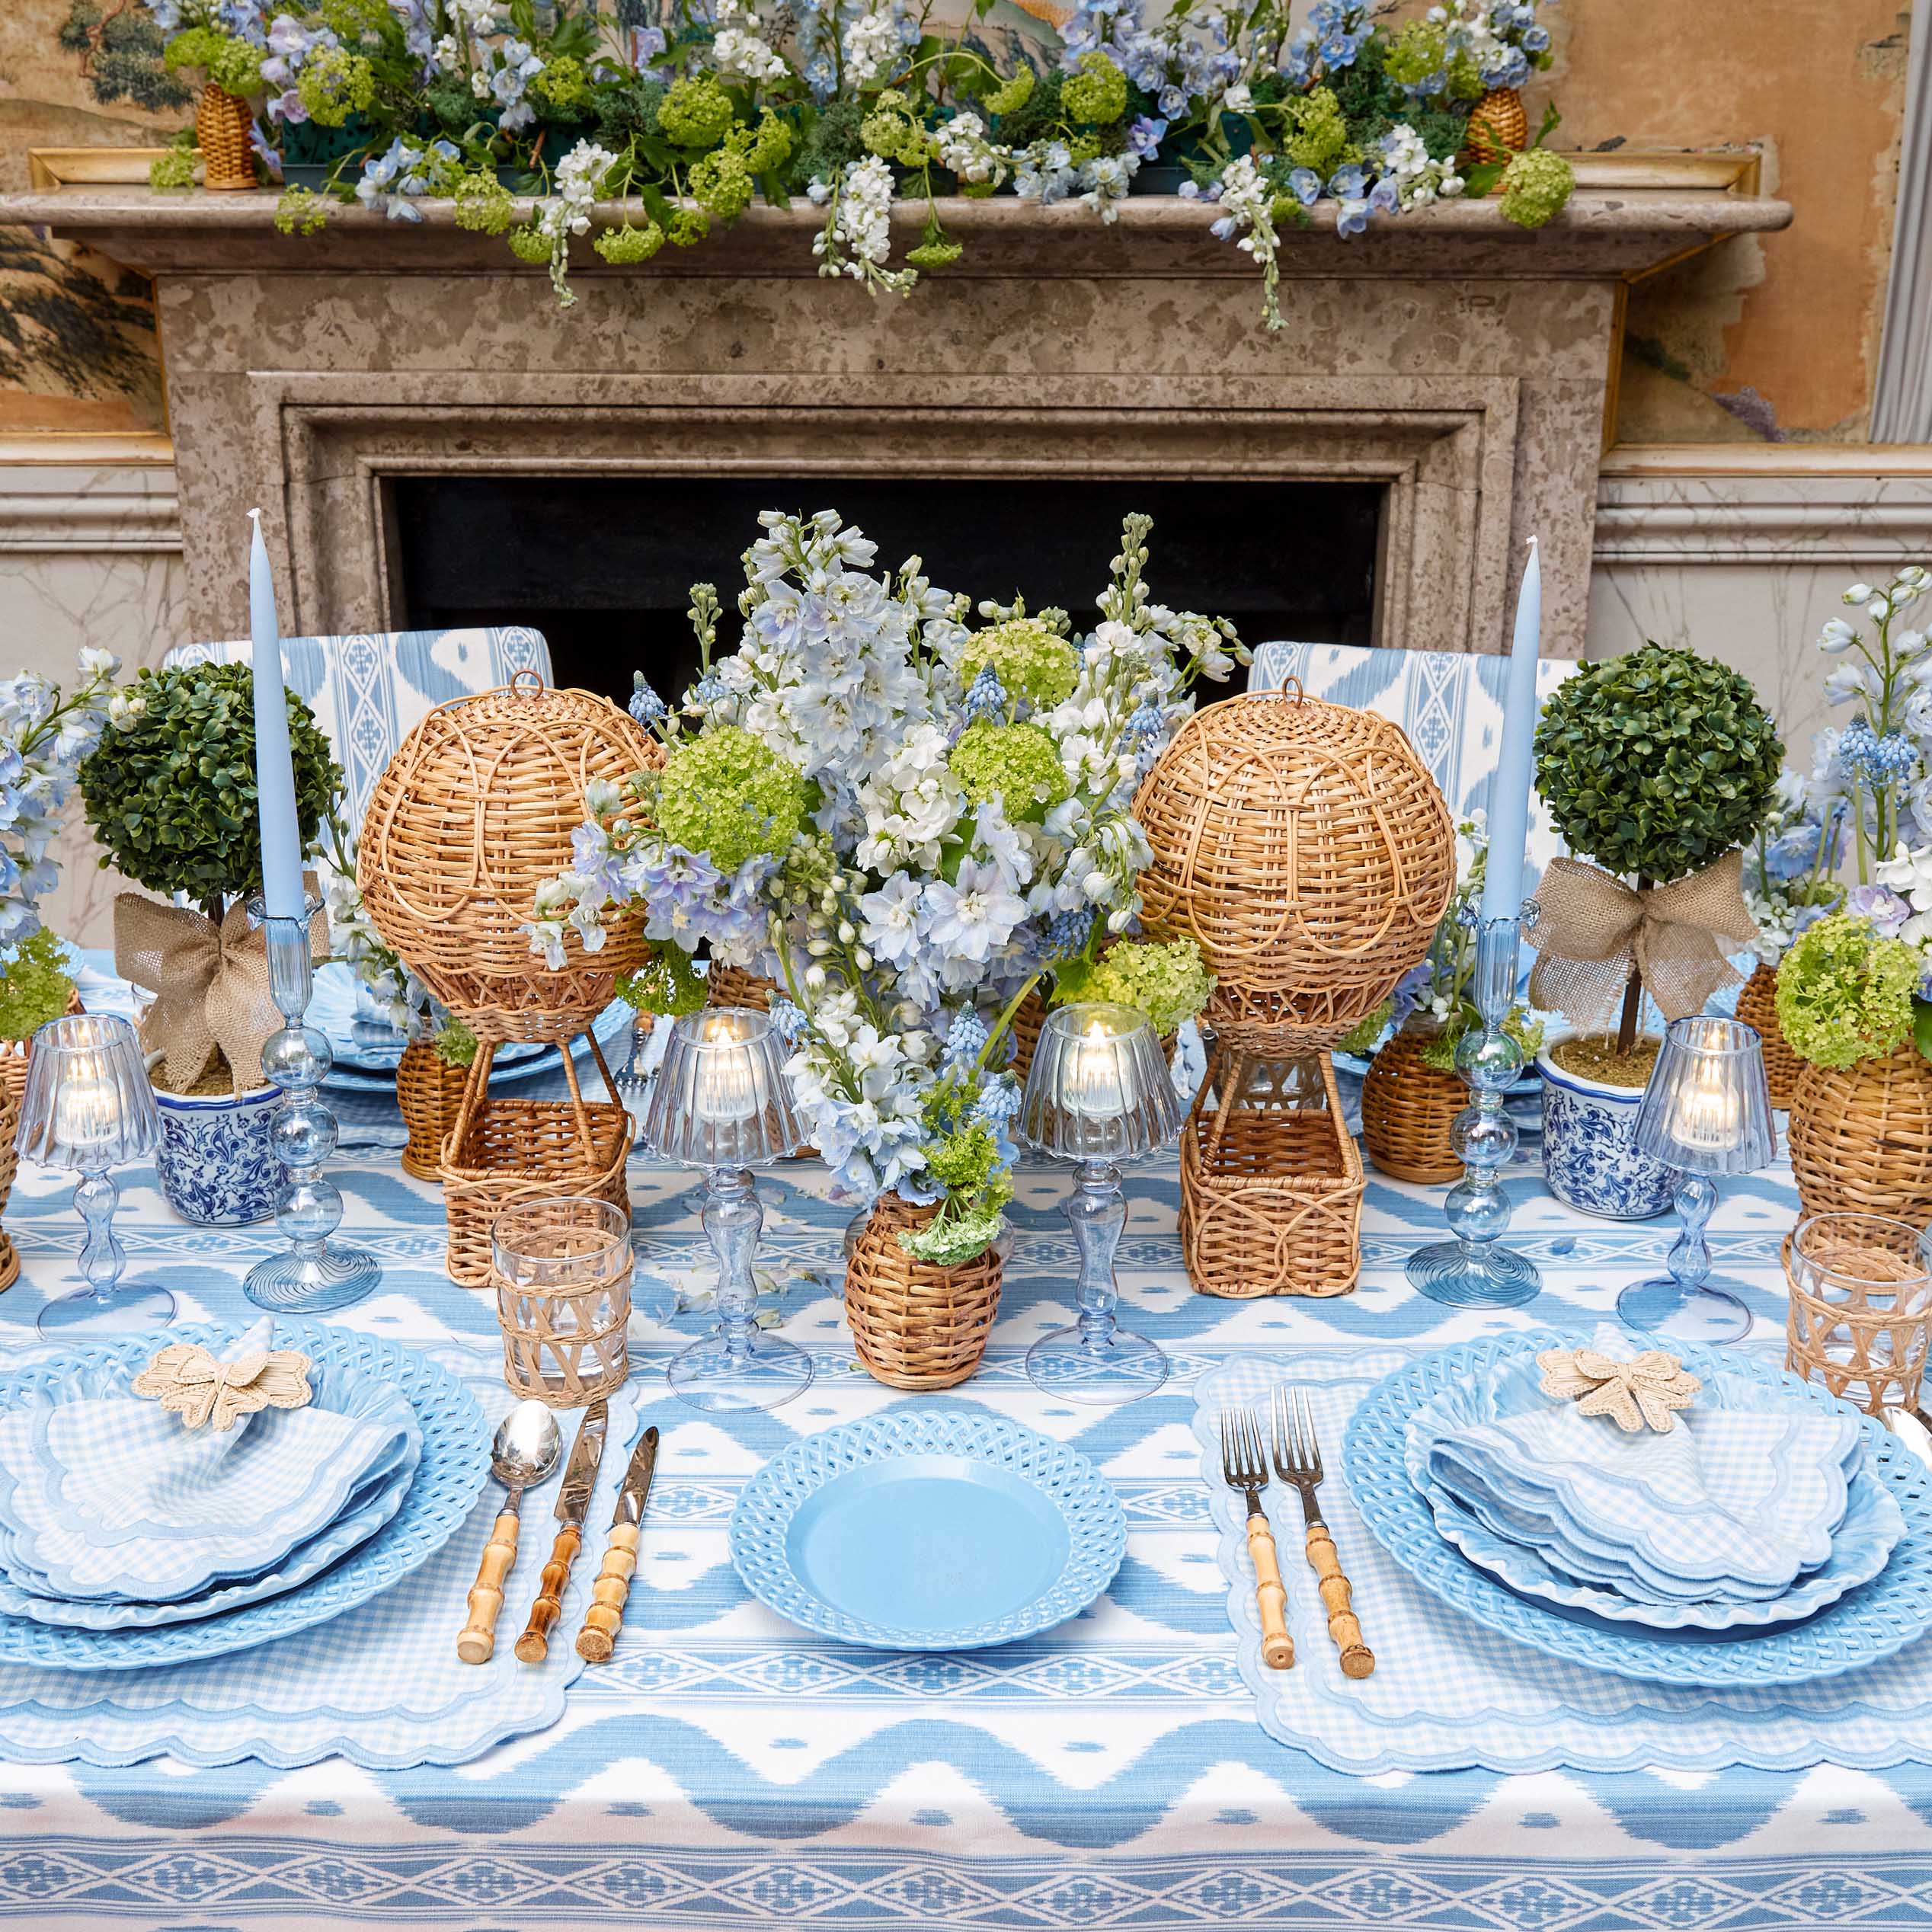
962, 664, 1007, 722
769, 998, 808, 1044
629, 673, 668, 724
944, 1009, 990, 1067
1042, 904, 1096, 962
689, 670, 729, 708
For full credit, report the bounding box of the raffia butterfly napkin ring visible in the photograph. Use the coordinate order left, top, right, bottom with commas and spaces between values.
131, 1342, 314, 1433
1535, 1346, 1702, 1434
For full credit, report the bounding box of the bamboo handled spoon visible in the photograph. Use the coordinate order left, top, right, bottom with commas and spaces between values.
457, 1400, 561, 1665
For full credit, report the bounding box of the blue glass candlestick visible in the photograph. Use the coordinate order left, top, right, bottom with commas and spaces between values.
1406, 913, 1541, 1309
243, 894, 380, 1314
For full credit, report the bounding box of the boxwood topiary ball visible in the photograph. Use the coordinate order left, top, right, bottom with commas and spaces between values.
1533, 643, 1783, 885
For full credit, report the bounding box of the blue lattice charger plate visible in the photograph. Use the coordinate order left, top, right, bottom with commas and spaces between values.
0, 1323, 488, 1671
730, 1410, 1127, 1649
1344, 1332, 1932, 1687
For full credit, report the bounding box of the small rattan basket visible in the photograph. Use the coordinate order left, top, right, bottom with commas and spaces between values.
1359, 1022, 1465, 1185
846, 1193, 1003, 1390
1180, 1043, 1362, 1297
196, 84, 257, 192
396, 1038, 472, 1182
1464, 85, 1528, 167
706, 963, 776, 1010
439, 1038, 633, 1286
1789, 1042, 1932, 1226
1735, 962, 1799, 1111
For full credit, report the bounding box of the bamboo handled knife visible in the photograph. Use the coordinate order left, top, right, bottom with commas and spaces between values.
576, 1423, 660, 1662
514, 1398, 608, 1664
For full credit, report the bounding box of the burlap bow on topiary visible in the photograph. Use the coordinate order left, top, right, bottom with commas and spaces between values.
1527, 849, 1759, 1033
114, 883, 328, 1095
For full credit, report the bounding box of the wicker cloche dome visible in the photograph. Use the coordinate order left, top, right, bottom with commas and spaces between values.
358, 673, 661, 1043
1133, 689, 1456, 1051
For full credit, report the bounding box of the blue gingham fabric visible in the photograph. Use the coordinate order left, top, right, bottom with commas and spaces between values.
2, 1082, 1932, 1927
0, 1321, 418, 1604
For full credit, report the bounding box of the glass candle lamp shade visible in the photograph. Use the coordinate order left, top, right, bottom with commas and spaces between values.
1620, 1016, 1776, 1344
492, 1195, 632, 1408
18, 1012, 174, 1339
1019, 1003, 1182, 1166
642, 1008, 802, 1169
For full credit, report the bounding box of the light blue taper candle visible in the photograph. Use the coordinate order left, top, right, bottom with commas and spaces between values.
248, 509, 306, 922
1479, 536, 1542, 924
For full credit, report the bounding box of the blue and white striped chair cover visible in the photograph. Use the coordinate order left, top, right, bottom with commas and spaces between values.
1248, 640, 1580, 888
163, 626, 552, 826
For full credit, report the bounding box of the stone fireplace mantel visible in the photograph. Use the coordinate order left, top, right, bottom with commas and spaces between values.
0, 181, 1791, 658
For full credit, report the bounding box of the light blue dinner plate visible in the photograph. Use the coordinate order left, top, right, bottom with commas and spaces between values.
1345, 1332, 1932, 1687
730, 1411, 1127, 1649
0, 1323, 486, 1671
319, 987, 634, 1093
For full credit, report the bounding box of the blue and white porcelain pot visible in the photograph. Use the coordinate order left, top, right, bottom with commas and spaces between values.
153, 1082, 282, 1227
1536, 1045, 1675, 1220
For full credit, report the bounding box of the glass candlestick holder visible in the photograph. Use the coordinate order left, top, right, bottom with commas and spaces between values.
243, 894, 381, 1314
1405, 911, 1542, 1309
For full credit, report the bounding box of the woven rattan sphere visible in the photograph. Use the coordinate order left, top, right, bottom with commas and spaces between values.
359, 674, 660, 1043
1134, 691, 1455, 1051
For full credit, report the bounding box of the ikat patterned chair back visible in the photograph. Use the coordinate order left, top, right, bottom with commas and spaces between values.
1248, 640, 1581, 891
163, 627, 552, 827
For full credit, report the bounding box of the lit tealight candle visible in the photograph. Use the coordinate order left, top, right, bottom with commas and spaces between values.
52, 1054, 121, 1156
1064, 1019, 1129, 1122
693, 1014, 761, 1126
1675, 1054, 1745, 1154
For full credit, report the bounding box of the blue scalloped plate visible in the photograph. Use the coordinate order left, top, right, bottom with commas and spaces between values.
0, 1323, 488, 1671
730, 1411, 1127, 1650
1344, 1332, 1932, 1687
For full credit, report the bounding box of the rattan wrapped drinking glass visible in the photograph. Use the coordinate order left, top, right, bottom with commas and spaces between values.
492, 1195, 633, 1408
1783, 1211, 1932, 1416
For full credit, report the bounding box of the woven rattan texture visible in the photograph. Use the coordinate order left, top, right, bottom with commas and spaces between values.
1359, 1025, 1465, 1185
395, 1040, 471, 1182
1789, 1043, 1932, 1224
1134, 693, 1454, 1052
1784, 1227, 1932, 1416
705, 965, 776, 1012
1463, 85, 1528, 165
195, 85, 256, 190
359, 680, 659, 1043
845, 1195, 1003, 1390
1180, 1046, 1362, 1298
1736, 963, 1800, 1112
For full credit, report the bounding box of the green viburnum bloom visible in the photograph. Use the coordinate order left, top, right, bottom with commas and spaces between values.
433, 1016, 479, 1070
273, 186, 329, 234
617, 944, 706, 1017
690, 146, 755, 218
0, 931, 76, 1046
1383, 21, 1448, 89
1062, 51, 1127, 126
1775, 912, 1922, 1070
595, 221, 666, 263
900, 1201, 1007, 1266
1284, 87, 1355, 178
658, 74, 735, 149
907, 238, 964, 269
165, 27, 264, 96
1499, 147, 1575, 229
531, 54, 593, 111
454, 171, 518, 235
1334, 999, 1393, 1058
296, 44, 375, 126
948, 719, 1070, 822
1056, 938, 1214, 1037
507, 224, 552, 264
960, 617, 1079, 711
655, 724, 809, 872
982, 69, 1035, 117
151, 149, 197, 194
667, 207, 711, 246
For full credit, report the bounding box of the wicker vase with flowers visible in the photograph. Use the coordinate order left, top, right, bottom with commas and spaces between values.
196, 85, 257, 192
1360, 1019, 1466, 1185
1463, 87, 1528, 166
1788, 1042, 1932, 1225
1735, 962, 1799, 1110
845, 1194, 1003, 1390
396, 1036, 472, 1182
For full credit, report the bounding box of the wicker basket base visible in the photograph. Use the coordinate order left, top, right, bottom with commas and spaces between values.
1180, 1045, 1362, 1298
438, 1037, 632, 1287
846, 1195, 1003, 1390
1359, 1025, 1464, 1185
1789, 1043, 1932, 1225
1735, 962, 1799, 1112
1464, 85, 1528, 167
196, 83, 257, 191
397, 1038, 472, 1182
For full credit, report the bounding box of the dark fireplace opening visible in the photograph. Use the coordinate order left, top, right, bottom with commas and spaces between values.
392, 475, 1381, 709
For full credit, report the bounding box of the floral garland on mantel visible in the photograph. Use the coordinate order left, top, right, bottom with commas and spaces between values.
146, 0, 1574, 331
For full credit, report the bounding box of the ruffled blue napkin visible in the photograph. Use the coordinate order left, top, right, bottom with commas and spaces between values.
0, 1321, 419, 1604
1415, 1327, 1863, 1607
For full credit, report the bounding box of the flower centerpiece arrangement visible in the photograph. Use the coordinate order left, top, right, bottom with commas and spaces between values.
1755, 563, 1932, 1217
1527, 641, 1781, 1218
536, 507, 1235, 1383
1344, 810, 1545, 1184
140, 0, 1572, 331
78, 661, 343, 1226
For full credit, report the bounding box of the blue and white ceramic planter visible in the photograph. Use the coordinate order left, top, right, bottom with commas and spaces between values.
154, 1083, 282, 1227
1536, 1045, 1675, 1220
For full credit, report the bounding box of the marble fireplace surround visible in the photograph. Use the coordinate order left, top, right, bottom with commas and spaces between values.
0, 183, 1792, 655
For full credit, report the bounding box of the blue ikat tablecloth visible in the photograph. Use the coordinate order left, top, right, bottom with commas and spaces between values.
0, 1061, 1925, 1932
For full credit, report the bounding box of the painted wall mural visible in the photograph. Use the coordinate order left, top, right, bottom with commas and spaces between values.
0, 0, 1914, 444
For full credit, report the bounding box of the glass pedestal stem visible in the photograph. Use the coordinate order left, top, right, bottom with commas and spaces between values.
37, 1162, 178, 1338
243, 894, 380, 1315
1406, 912, 1542, 1309
1616, 1171, 1752, 1342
